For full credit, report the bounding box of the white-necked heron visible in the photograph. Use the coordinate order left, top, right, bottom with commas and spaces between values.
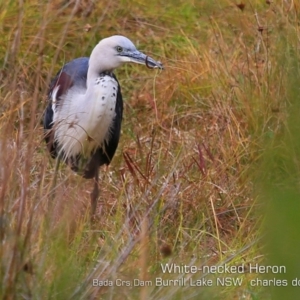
44, 35, 163, 217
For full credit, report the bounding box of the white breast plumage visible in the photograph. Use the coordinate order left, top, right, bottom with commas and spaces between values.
52, 75, 118, 159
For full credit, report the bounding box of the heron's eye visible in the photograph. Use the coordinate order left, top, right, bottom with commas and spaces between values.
116, 46, 123, 53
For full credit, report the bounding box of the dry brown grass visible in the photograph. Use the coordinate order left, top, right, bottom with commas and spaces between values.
1, 1, 299, 299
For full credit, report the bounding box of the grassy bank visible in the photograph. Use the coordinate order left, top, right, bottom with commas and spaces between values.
1, 1, 299, 299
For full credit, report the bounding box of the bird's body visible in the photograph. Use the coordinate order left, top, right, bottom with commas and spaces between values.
44, 58, 123, 178
53, 73, 117, 159
44, 35, 163, 216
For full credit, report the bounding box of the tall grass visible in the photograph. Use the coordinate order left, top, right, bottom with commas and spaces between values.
0, 1, 299, 299
261, 22, 300, 299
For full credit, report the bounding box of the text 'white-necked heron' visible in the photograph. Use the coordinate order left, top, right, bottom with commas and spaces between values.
44, 35, 163, 217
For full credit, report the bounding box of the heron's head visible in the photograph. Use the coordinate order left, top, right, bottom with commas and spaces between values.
90, 35, 163, 73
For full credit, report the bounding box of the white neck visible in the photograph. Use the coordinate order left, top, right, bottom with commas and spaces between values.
86, 43, 123, 89
87, 58, 106, 89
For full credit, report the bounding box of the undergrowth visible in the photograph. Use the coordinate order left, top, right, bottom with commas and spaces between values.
0, 1, 299, 299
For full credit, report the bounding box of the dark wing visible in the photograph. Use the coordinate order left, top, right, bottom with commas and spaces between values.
80, 75, 123, 179
43, 57, 89, 158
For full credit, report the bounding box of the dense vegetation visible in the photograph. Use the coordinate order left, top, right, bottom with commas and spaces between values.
1, 1, 300, 299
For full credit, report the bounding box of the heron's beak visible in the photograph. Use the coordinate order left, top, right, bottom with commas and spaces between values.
123, 50, 164, 70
